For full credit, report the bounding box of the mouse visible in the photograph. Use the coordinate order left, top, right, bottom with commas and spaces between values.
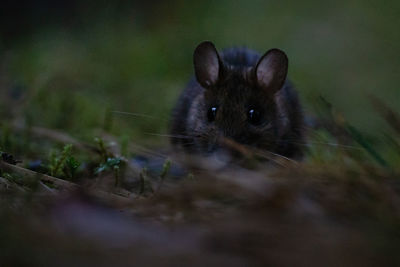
169, 41, 304, 160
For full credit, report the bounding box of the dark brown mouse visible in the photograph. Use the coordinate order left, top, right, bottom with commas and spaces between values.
170, 41, 304, 159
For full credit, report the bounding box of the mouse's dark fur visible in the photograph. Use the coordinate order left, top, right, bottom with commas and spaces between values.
170, 41, 304, 159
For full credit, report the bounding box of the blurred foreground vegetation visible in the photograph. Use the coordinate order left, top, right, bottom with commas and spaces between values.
0, 0, 400, 266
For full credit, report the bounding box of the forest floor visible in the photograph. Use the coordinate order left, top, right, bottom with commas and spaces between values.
1, 91, 400, 266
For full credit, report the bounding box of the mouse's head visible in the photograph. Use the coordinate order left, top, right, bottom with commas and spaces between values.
186, 41, 290, 158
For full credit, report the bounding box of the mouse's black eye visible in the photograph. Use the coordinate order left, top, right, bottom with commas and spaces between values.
207, 106, 218, 122
248, 109, 261, 125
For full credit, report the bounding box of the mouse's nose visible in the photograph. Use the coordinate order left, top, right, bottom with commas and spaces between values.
217, 136, 253, 158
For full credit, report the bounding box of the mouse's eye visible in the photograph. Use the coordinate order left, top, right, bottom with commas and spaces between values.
207, 106, 218, 122
248, 109, 261, 125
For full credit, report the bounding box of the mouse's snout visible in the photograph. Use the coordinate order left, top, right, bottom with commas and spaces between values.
202, 133, 248, 158
215, 136, 253, 159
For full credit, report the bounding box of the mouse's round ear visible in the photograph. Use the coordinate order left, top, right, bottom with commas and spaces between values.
193, 41, 222, 89
254, 48, 288, 95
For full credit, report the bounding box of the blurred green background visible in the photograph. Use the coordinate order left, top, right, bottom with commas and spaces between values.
1, 0, 399, 147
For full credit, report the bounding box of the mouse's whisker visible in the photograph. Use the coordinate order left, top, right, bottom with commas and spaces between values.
111, 110, 160, 120
144, 133, 193, 139
279, 140, 362, 150
252, 151, 290, 167
258, 150, 298, 164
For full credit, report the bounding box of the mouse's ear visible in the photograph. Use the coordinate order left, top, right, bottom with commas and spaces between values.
193, 41, 222, 88
254, 48, 288, 94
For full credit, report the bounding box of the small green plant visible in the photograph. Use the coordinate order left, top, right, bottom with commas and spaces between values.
187, 173, 195, 181
64, 156, 81, 179
93, 137, 125, 186
48, 144, 79, 178
160, 159, 171, 181
94, 137, 110, 162
156, 158, 171, 191
139, 167, 153, 195
1, 172, 15, 183
95, 157, 124, 186
95, 157, 122, 174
